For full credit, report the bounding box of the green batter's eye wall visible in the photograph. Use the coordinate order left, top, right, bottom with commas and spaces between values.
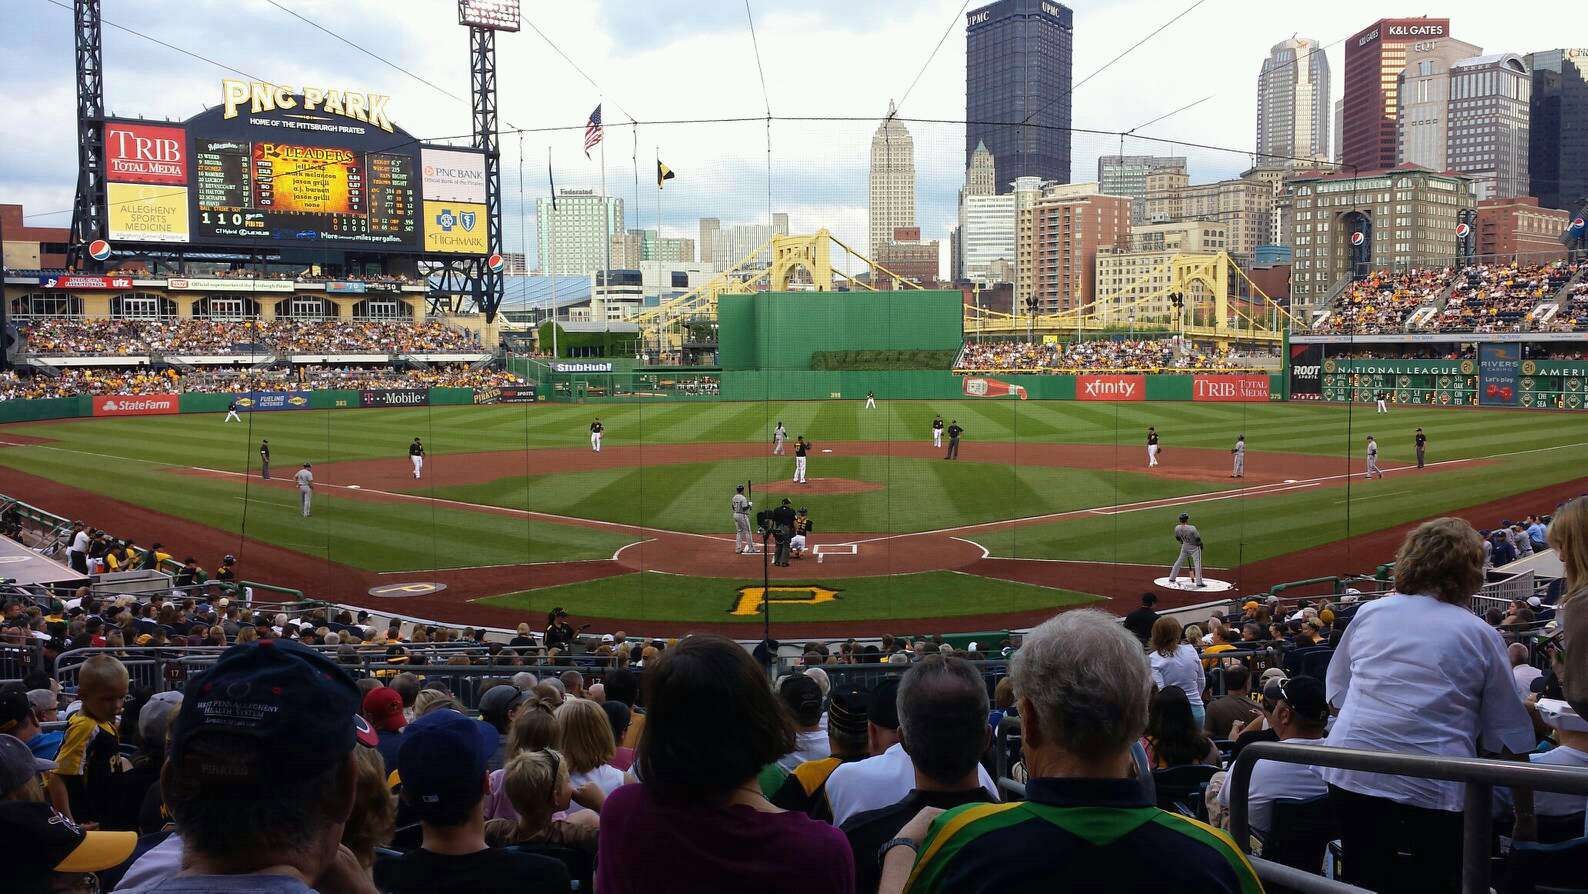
717, 290, 966, 372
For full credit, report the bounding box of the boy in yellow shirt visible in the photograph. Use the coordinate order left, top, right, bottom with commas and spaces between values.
53, 654, 128, 822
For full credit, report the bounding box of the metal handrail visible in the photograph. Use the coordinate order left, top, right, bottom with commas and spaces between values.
1226, 740, 1588, 894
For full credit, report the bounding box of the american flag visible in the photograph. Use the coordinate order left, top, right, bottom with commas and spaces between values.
583, 104, 603, 158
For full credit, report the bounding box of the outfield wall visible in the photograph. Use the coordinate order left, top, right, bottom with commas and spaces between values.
0, 385, 520, 425
1298, 357, 1588, 410
718, 291, 964, 371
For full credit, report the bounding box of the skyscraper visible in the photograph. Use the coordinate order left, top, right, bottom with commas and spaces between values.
1341, 17, 1452, 172
966, 0, 1074, 190
869, 101, 916, 254
535, 190, 624, 276
1098, 155, 1187, 224
1256, 37, 1332, 167
1527, 48, 1588, 212
1396, 36, 1484, 173
966, 141, 996, 198
1447, 54, 1532, 200
698, 217, 720, 265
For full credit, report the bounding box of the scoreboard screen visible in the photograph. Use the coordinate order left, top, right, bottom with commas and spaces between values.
194, 139, 418, 248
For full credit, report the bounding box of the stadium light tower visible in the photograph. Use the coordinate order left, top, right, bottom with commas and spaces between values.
457, 1, 518, 322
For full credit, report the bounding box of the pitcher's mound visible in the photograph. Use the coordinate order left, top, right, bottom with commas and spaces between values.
753, 477, 882, 495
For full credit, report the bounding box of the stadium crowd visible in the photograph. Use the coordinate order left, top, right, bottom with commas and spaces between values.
1313, 261, 1587, 335
18, 318, 482, 357
2, 496, 1584, 893
956, 338, 1257, 372
0, 364, 526, 401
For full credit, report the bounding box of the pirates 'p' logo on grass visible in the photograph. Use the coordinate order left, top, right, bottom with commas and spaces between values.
731, 585, 840, 616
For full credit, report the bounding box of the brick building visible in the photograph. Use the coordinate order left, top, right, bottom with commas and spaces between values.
1, 204, 70, 270
1020, 187, 1130, 313
1475, 196, 1570, 262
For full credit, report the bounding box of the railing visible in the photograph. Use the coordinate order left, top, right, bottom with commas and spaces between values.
1227, 740, 1588, 894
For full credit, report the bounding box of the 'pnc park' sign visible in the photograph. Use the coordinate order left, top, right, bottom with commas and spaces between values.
221, 79, 393, 132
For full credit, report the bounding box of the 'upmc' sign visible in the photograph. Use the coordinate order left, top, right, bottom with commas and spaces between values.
1076, 375, 1144, 401
103, 123, 188, 185
1193, 375, 1271, 403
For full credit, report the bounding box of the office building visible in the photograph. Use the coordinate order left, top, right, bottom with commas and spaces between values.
535, 190, 624, 276
959, 192, 1018, 284
1, 204, 71, 270
1095, 221, 1230, 320
1447, 54, 1532, 201
869, 101, 917, 255
1286, 165, 1476, 310
1527, 48, 1588, 212
1342, 17, 1453, 172
1396, 36, 1484, 173
1143, 171, 1274, 261
1476, 196, 1569, 262
710, 221, 789, 272
1333, 100, 1345, 164
698, 217, 720, 265
1256, 37, 1332, 167
1019, 185, 1130, 314
874, 228, 941, 287
966, 0, 1074, 190
966, 140, 996, 197
1098, 155, 1188, 224
611, 229, 696, 269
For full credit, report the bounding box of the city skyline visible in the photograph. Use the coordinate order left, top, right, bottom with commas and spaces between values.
1, 2, 1579, 283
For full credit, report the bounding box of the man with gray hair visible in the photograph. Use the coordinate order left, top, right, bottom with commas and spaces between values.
843, 655, 996, 894
877, 610, 1260, 893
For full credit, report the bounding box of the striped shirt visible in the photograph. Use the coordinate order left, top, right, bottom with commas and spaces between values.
904, 777, 1260, 893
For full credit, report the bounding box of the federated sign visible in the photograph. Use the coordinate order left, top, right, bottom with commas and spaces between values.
236, 391, 312, 411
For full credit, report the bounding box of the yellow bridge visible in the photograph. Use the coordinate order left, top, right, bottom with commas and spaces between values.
630, 231, 1292, 351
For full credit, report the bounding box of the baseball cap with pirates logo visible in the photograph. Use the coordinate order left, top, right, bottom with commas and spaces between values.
1, 800, 137, 892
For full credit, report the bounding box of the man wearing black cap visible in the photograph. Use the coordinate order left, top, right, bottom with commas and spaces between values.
157, 638, 382, 893
1216, 675, 1329, 836
377, 709, 568, 893
2, 797, 136, 894
772, 681, 873, 820
771, 498, 797, 567
1122, 592, 1160, 645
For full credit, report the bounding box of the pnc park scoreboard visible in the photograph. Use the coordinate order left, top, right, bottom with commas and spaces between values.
99, 80, 489, 257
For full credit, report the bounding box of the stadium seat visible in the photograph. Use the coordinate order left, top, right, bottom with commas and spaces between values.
1152, 765, 1218, 818
1259, 795, 1339, 877
506, 844, 594, 892
1506, 836, 1588, 894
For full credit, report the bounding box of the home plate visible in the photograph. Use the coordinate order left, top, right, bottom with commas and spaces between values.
1154, 576, 1235, 593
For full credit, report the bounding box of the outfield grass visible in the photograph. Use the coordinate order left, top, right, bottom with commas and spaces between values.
477, 570, 1100, 623
0, 400, 1580, 582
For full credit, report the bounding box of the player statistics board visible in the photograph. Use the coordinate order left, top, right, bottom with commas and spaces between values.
193, 139, 418, 249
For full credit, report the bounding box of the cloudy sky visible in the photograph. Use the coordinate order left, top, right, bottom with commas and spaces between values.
1, 0, 1570, 274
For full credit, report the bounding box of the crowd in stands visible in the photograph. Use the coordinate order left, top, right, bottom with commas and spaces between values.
0, 364, 526, 401
1434, 262, 1580, 333
956, 338, 1255, 372
18, 318, 483, 357
0, 494, 1583, 893
1313, 261, 1587, 335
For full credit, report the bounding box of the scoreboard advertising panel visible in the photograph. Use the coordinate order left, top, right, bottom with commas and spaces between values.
100, 80, 487, 256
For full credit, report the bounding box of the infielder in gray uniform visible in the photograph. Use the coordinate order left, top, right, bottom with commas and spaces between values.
295, 463, 315, 517
1169, 512, 1204, 588
1365, 435, 1383, 480
732, 484, 755, 555
1230, 434, 1245, 478
773, 422, 787, 455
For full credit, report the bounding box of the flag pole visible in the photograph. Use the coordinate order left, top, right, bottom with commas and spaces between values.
656, 146, 664, 364
599, 99, 610, 291
546, 144, 558, 359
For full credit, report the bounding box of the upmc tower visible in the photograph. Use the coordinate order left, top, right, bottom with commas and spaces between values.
966, 0, 1074, 191
1340, 17, 1452, 172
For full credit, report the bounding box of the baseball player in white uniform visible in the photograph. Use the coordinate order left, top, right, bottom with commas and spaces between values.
295, 463, 315, 518
732, 484, 755, 555
865, 391, 876, 410
793, 436, 810, 484
589, 419, 603, 453
932, 415, 945, 448
773, 422, 787, 455
1169, 512, 1204, 588
409, 437, 425, 479
1230, 434, 1245, 478
1147, 427, 1161, 467
1375, 390, 1389, 414
1365, 435, 1383, 480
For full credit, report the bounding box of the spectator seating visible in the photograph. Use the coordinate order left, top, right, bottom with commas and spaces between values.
955, 338, 1262, 372
17, 317, 482, 357
0, 363, 525, 401
1313, 261, 1587, 335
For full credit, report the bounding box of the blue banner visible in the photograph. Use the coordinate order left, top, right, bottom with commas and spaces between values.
1478, 343, 1521, 407
236, 391, 313, 412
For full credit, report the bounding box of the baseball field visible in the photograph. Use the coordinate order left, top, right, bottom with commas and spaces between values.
0, 399, 1582, 635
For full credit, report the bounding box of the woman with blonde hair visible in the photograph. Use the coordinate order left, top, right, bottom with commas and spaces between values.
1148, 615, 1207, 729
483, 749, 599, 871
1323, 517, 1534, 891
556, 698, 635, 815
411, 688, 459, 717
1547, 497, 1588, 716
341, 742, 396, 870
485, 697, 558, 821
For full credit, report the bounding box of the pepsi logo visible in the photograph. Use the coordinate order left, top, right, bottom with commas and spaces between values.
88, 239, 112, 261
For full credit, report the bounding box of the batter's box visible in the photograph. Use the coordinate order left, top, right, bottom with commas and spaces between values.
813, 543, 857, 564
